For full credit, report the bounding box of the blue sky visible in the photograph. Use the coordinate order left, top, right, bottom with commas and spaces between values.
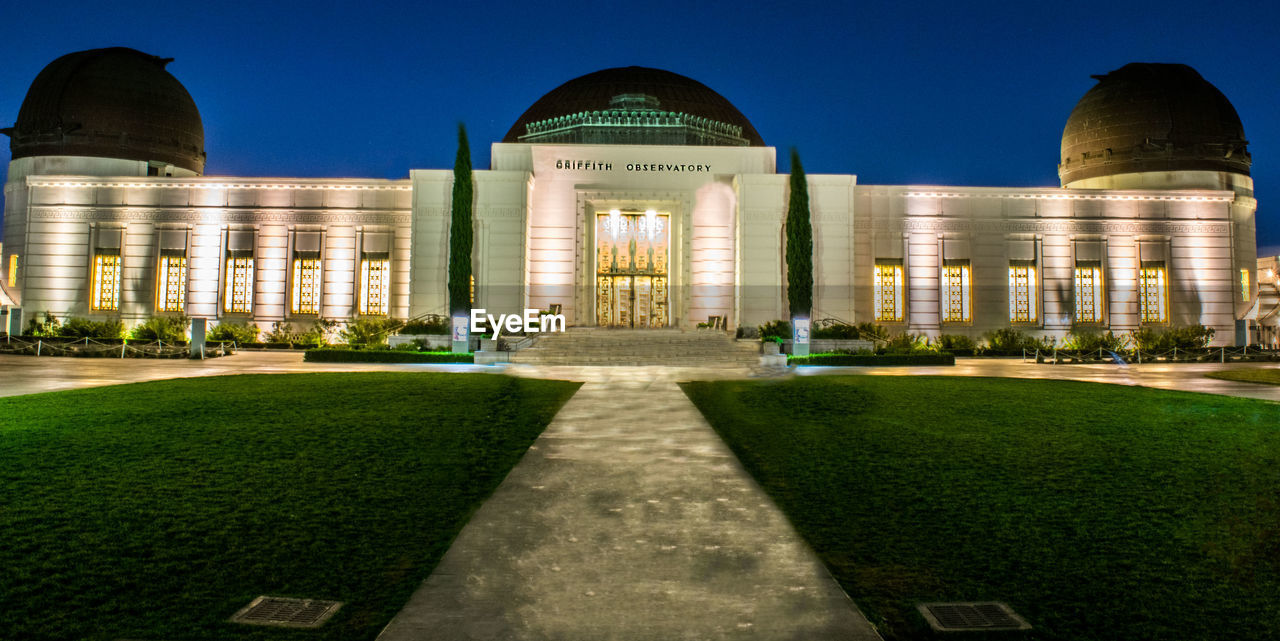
3, 0, 1277, 244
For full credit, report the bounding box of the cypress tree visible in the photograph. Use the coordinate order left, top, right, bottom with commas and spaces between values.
448, 123, 473, 316
785, 148, 813, 319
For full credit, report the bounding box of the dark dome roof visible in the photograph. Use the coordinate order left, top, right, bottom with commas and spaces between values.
1059, 63, 1249, 186
504, 66, 764, 146
3, 47, 205, 173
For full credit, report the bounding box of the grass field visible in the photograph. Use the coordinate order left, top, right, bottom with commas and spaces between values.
0, 372, 579, 641
1206, 367, 1280, 386
681, 376, 1280, 641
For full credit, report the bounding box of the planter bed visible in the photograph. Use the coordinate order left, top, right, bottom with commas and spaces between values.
788, 352, 955, 366
304, 348, 474, 363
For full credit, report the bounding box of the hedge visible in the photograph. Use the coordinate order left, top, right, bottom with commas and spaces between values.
304, 349, 474, 364
788, 353, 956, 366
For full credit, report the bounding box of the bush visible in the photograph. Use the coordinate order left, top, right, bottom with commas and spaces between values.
130, 316, 189, 342
811, 319, 860, 339
340, 317, 401, 347
1131, 324, 1216, 352
879, 333, 936, 355
263, 320, 332, 346
1064, 329, 1128, 352
854, 322, 890, 342
24, 312, 60, 337
304, 348, 473, 363
758, 320, 792, 342
208, 321, 259, 344
399, 314, 450, 335
58, 317, 124, 339
981, 327, 1057, 355
935, 334, 976, 351
789, 352, 955, 366
736, 326, 760, 339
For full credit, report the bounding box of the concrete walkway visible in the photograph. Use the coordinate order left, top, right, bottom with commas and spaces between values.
376, 367, 881, 641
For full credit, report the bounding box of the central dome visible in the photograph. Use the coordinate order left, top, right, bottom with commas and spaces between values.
504, 67, 764, 147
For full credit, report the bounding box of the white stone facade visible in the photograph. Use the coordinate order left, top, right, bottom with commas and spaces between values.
0, 143, 1259, 345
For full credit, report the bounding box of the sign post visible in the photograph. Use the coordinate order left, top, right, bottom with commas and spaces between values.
452, 315, 470, 354
190, 317, 206, 359
792, 317, 810, 358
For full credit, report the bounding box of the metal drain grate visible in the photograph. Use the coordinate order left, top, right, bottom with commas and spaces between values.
229, 596, 343, 628
918, 602, 1031, 632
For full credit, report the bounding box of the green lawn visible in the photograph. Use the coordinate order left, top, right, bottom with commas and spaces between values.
680, 376, 1280, 641
0, 373, 579, 641
1206, 367, 1280, 386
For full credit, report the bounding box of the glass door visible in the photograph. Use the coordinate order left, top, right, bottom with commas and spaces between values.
595, 210, 669, 327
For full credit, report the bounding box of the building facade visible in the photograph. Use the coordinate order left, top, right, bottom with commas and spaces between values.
0, 50, 1260, 345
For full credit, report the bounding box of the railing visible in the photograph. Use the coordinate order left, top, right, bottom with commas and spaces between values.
0, 335, 230, 358
1022, 345, 1280, 364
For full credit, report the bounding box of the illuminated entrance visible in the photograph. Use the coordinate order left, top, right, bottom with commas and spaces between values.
595, 210, 669, 327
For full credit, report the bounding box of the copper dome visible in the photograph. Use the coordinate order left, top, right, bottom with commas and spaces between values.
1058, 63, 1249, 186
504, 67, 764, 146
3, 47, 205, 174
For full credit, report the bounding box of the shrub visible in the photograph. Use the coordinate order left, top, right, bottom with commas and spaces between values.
24, 312, 60, 337
935, 334, 976, 351
736, 326, 760, 339
340, 317, 400, 347
304, 348, 473, 363
208, 321, 259, 344
758, 320, 792, 342
854, 322, 890, 342
879, 333, 936, 355
58, 317, 124, 339
811, 320, 892, 342
399, 314, 450, 335
812, 319, 860, 339
1131, 324, 1215, 352
982, 327, 1056, 354
130, 316, 189, 342
1064, 329, 1128, 352
264, 320, 332, 346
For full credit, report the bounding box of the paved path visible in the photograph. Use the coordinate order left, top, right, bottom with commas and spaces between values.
376, 367, 881, 641
0, 351, 490, 398
794, 358, 1280, 402
5, 352, 1280, 401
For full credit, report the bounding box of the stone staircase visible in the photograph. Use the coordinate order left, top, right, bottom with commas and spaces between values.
509, 328, 761, 367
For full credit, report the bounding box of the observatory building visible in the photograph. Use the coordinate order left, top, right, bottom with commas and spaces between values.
0, 49, 1260, 344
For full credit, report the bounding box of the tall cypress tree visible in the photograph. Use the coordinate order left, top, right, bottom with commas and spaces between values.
785, 148, 813, 319
448, 124, 473, 316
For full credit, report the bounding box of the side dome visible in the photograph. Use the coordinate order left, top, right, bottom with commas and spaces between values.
3, 47, 205, 174
1059, 63, 1249, 187
504, 66, 764, 147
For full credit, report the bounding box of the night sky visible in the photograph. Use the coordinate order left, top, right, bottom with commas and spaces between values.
3, 1, 1278, 246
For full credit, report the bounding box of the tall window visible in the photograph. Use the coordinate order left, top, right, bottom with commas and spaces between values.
224, 256, 254, 313
7, 254, 17, 288
1074, 261, 1105, 323
1008, 261, 1037, 323
359, 254, 390, 316
92, 252, 122, 311
942, 260, 971, 323
1139, 262, 1167, 323
292, 255, 322, 315
1242, 269, 1251, 302
873, 261, 903, 322
157, 254, 187, 312
224, 231, 254, 314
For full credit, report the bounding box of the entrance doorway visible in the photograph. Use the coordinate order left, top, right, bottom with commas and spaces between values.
595, 210, 669, 327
